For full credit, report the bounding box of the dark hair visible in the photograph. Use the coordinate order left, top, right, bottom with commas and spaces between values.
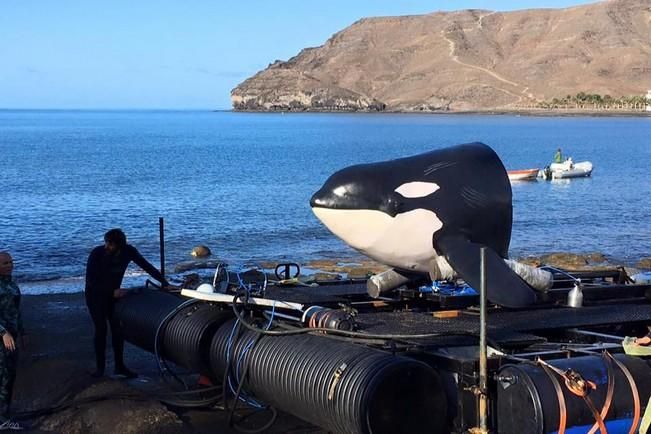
104, 228, 127, 247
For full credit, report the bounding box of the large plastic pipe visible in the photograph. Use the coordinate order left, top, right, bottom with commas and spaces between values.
210, 319, 448, 434
114, 289, 232, 372
162, 303, 232, 372
114, 289, 185, 353
497, 354, 651, 434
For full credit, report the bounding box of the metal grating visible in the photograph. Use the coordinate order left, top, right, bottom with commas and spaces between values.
267, 281, 368, 304
355, 303, 651, 347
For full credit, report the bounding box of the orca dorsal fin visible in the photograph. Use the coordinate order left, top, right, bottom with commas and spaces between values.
436, 235, 536, 308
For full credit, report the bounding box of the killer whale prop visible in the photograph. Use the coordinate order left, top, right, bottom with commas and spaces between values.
310, 142, 538, 308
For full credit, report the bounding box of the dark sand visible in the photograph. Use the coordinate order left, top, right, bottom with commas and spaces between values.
15, 293, 324, 434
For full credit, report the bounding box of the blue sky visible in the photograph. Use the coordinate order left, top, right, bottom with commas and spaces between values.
1, 0, 598, 110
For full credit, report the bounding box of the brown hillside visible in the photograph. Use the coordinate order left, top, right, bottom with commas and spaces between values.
231, 0, 651, 112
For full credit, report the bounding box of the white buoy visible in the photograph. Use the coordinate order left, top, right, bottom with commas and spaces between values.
196, 283, 216, 294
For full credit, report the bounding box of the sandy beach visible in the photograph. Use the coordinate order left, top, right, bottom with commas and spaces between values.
14, 292, 324, 434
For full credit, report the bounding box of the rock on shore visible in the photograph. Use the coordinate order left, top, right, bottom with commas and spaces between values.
39, 381, 182, 434
637, 257, 651, 270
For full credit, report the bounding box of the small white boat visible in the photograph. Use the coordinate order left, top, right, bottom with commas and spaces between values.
507, 168, 539, 181
542, 158, 593, 180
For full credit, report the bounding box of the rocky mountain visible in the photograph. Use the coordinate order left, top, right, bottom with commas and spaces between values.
231, 0, 651, 112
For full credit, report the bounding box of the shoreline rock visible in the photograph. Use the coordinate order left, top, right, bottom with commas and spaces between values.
172, 251, 640, 281
637, 257, 651, 270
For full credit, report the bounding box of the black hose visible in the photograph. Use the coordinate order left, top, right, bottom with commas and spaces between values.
231, 292, 480, 340
154, 298, 199, 388
226, 332, 278, 434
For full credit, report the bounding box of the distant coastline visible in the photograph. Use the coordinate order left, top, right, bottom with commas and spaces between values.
231, 107, 651, 117
2, 108, 649, 117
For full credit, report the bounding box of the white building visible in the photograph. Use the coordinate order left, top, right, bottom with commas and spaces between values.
647, 90, 651, 112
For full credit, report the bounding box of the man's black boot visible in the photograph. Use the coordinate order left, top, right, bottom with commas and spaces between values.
114, 365, 137, 379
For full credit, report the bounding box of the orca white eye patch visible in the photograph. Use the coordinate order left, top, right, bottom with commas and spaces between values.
394, 182, 440, 198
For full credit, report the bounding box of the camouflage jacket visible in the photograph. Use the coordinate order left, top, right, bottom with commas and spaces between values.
0, 276, 23, 337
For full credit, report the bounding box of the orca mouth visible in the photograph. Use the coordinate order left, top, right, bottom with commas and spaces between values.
311, 163, 388, 211
310, 177, 367, 207
309, 190, 329, 209
310, 185, 402, 217
310, 186, 369, 211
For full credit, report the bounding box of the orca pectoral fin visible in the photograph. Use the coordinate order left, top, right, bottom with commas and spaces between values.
437, 235, 537, 308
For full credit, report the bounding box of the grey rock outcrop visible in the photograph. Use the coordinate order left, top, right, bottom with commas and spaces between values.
232, 0, 651, 112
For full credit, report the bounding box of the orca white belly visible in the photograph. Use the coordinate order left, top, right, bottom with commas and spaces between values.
311, 207, 444, 273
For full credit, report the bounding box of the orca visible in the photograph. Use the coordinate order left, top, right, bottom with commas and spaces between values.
310, 142, 537, 308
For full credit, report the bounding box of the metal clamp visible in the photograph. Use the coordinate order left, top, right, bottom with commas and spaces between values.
275, 263, 300, 280
327, 363, 348, 401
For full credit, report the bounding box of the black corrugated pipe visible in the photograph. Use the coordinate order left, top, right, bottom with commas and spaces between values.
497, 353, 651, 434
210, 319, 448, 434
161, 303, 233, 373
114, 289, 185, 353
114, 289, 234, 372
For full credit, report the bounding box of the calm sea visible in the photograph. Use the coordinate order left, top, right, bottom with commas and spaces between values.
1, 110, 649, 294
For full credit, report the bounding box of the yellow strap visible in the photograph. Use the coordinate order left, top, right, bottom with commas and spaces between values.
639, 396, 651, 434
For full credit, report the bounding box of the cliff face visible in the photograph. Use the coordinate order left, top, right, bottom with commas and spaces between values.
232, 0, 651, 112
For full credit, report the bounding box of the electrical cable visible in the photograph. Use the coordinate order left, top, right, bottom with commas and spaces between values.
154, 298, 200, 388
541, 265, 580, 283
226, 327, 278, 433
213, 262, 229, 289
222, 318, 242, 413
261, 312, 394, 346
227, 333, 264, 426
231, 292, 481, 340
225, 316, 260, 407
219, 298, 279, 433
234, 265, 268, 297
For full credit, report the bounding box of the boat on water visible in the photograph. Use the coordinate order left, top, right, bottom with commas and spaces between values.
507, 168, 539, 181
541, 158, 593, 180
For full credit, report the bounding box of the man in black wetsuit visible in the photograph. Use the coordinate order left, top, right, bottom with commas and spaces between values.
85, 228, 169, 378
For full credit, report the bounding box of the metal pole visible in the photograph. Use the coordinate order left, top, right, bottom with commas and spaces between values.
159, 217, 165, 280
479, 246, 488, 433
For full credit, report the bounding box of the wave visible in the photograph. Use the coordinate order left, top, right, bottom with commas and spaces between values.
18, 269, 167, 295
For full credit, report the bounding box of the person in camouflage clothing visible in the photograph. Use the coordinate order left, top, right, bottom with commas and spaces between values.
0, 251, 23, 430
